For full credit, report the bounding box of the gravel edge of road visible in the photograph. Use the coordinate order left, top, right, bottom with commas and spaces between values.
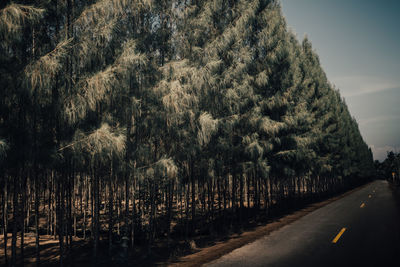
166, 181, 373, 267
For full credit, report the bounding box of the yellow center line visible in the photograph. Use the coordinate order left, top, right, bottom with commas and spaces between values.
332, 228, 346, 243
360, 203, 365, 208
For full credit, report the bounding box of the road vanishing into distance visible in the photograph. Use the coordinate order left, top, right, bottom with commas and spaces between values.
207, 180, 400, 267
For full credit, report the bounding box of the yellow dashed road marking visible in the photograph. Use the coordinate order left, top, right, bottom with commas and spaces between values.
332, 228, 347, 243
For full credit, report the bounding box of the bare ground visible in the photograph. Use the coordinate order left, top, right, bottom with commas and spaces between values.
0, 234, 89, 266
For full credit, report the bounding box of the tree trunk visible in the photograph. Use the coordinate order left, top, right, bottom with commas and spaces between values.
67, 169, 73, 251
20, 175, 26, 263
3, 177, 8, 266
130, 173, 136, 248
148, 181, 155, 255
190, 157, 195, 233
108, 171, 113, 256
53, 174, 57, 240
167, 180, 173, 247
58, 175, 64, 267
73, 176, 76, 238
125, 174, 129, 239
47, 177, 51, 236
264, 177, 269, 214
217, 177, 222, 214
207, 177, 213, 222
35, 170, 40, 266
11, 175, 18, 267
83, 175, 87, 240
239, 173, 244, 225
92, 168, 99, 265
185, 182, 189, 240
246, 174, 250, 210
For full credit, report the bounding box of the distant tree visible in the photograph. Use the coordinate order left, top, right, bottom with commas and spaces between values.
379, 152, 400, 184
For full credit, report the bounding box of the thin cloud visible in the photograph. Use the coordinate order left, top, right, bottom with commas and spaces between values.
358, 115, 400, 126
333, 75, 400, 98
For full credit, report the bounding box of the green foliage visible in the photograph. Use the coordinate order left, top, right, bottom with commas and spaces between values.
0, 139, 8, 159
25, 38, 73, 91
155, 157, 178, 179
0, 0, 374, 198
0, 3, 44, 39
73, 123, 126, 160
0, 0, 375, 262
376, 152, 400, 183
198, 112, 218, 147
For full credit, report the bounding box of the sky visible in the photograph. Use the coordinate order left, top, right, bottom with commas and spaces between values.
280, 0, 400, 161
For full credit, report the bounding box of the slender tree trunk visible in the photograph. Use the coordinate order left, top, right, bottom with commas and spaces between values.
53, 173, 57, 240
83, 176, 88, 240
57, 174, 64, 267
11, 175, 18, 267
25, 178, 30, 232
269, 176, 274, 214
3, 177, 8, 266
35, 170, 40, 266
207, 178, 213, 222
217, 177, 222, 215
117, 195, 120, 236
179, 184, 183, 238
185, 182, 189, 240
246, 174, 250, 210
67, 169, 73, 251
93, 165, 100, 265
108, 170, 113, 256
51, 174, 56, 239
124, 174, 129, 238
239, 173, 244, 225
223, 175, 227, 212
167, 180, 173, 247
148, 181, 155, 255
47, 178, 51, 236
20, 175, 26, 263
190, 157, 195, 233
73, 176, 76, 238
233, 173, 237, 213
131, 173, 136, 248
90, 177, 94, 240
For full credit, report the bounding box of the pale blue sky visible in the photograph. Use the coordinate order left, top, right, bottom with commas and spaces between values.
280, 0, 400, 161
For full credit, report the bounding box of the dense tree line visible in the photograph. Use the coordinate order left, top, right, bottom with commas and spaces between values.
375, 152, 400, 184
0, 0, 374, 266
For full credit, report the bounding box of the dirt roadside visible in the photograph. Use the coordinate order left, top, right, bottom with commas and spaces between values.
167, 182, 372, 267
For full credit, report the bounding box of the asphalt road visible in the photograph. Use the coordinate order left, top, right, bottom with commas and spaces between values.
207, 180, 400, 267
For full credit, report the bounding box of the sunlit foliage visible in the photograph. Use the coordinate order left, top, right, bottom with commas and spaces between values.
0, 0, 374, 265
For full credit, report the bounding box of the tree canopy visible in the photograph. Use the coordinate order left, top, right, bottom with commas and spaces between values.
0, 0, 374, 266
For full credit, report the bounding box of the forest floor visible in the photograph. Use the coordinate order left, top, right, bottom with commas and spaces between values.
1, 181, 385, 267
0, 234, 88, 266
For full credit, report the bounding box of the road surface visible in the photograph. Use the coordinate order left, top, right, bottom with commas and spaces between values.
207, 180, 400, 267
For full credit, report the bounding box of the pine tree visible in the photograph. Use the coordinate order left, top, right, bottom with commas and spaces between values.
0, 0, 375, 265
